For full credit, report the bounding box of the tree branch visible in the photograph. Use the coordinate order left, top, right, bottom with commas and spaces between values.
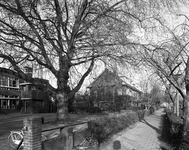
69, 58, 94, 97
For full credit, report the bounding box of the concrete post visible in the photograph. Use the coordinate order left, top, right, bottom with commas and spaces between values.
68, 128, 74, 150
61, 127, 74, 150
23, 116, 42, 150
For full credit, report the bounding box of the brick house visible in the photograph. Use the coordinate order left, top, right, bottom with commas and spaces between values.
0, 67, 55, 113
0, 71, 20, 111
87, 69, 142, 109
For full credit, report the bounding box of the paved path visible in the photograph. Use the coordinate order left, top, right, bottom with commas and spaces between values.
100, 109, 171, 150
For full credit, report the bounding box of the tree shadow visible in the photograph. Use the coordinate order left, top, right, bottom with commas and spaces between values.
141, 119, 161, 134
141, 113, 173, 150
159, 114, 171, 143
160, 146, 169, 150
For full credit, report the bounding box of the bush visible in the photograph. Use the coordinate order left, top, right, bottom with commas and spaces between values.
149, 106, 155, 114
104, 102, 120, 112
165, 109, 183, 148
137, 109, 150, 121
165, 109, 189, 149
137, 110, 145, 121
178, 134, 189, 150
127, 106, 139, 111
86, 111, 139, 144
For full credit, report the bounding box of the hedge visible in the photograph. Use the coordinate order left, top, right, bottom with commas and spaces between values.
165, 109, 184, 149
85, 111, 139, 144
165, 109, 189, 149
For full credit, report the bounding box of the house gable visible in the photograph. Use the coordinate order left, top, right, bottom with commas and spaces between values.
89, 69, 122, 88
87, 68, 142, 109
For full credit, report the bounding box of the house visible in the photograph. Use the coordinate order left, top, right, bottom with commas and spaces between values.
0, 67, 56, 113
87, 69, 142, 110
0, 71, 20, 112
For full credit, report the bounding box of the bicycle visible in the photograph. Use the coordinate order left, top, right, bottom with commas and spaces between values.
8, 129, 47, 149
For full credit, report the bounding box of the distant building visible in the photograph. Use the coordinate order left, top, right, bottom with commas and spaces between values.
87, 69, 142, 109
0, 67, 56, 113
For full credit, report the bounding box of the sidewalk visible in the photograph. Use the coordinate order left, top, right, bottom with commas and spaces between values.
100, 109, 172, 150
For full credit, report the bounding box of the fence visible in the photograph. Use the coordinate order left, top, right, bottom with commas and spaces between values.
20, 116, 89, 150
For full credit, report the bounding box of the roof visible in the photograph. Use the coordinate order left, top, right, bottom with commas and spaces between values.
119, 76, 142, 93
122, 82, 142, 93
88, 68, 120, 87
88, 68, 142, 93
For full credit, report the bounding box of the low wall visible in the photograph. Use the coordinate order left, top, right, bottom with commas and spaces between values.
42, 136, 66, 150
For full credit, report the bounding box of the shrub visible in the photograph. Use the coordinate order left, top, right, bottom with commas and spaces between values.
127, 106, 139, 111
86, 111, 139, 144
149, 106, 155, 114
106, 102, 120, 112
137, 110, 145, 121
165, 109, 183, 147
166, 112, 189, 150
137, 109, 150, 121
165, 109, 183, 132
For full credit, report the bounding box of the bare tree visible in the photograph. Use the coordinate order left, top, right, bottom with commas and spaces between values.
140, 11, 189, 136
0, 0, 187, 122
0, 0, 147, 122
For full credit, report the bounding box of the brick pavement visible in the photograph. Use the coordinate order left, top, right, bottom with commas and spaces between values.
100, 109, 172, 150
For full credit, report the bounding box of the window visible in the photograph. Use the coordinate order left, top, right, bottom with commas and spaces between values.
23, 85, 28, 91
1, 100, 8, 109
9, 78, 13, 87
4, 76, 8, 86
3, 100, 7, 105
100, 89, 104, 101
20, 86, 24, 91
0, 76, 3, 85
2, 76, 6, 86
93, 90, 98, 98
13, 80, 17, 87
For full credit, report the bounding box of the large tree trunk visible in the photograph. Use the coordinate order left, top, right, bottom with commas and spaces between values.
55, 56, 72, 123
56, 92, 69, 123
